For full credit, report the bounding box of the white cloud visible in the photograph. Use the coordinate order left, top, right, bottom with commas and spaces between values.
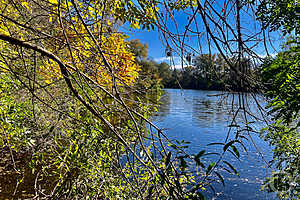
257, 52, 277, 58
154, 56, 189, 69
154, 56, 170, 63
154, 56, 182, 63
172, 64, 187, 69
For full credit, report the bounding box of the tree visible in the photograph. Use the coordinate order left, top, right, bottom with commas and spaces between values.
256, 1, 300, 198
0, 1, 216, 199
127, 39, 149, 61
256, 0, 300, 35
193, 54, 216, 80
0, 1, 156, 198
260, 38, 300, 199
128, 39, 172, 89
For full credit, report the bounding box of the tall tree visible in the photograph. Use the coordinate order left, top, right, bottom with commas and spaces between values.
128, 39, 149, 61
257, 1, 300, 198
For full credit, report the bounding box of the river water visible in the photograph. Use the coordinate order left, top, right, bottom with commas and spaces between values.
152, 89, 278, 200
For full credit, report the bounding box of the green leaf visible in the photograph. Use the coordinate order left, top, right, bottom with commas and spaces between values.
207, 142, 224, 146
203, 152, 220, 156
214, 171, 225, 186
194, 150, 205, 166
223, 161, 239, 177
195, 150, 205, 160
206, 162, 216, 174
223, 140, 235, 152
230, 145, 240, 159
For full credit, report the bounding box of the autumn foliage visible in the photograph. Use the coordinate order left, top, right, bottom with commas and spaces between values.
0, 0, 140, 87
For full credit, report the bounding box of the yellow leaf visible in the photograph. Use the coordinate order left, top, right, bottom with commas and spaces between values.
21, 2, 30, 9
130, 21, 140, 29
48, 0, 58, 5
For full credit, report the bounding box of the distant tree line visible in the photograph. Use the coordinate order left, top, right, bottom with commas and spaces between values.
168, 54, 259, 92
129, 39, 260, 92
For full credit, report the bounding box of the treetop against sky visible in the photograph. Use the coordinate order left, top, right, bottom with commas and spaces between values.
0, 0, 295, 71
122, 0, 286, 69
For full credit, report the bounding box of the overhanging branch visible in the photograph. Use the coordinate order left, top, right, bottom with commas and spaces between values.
0, 33, 148, 167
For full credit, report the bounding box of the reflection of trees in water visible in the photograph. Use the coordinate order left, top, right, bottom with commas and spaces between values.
155, 90, 171, 119
157, 90, 263, 131
191, 95, 240, 127
192, 99, 214, 126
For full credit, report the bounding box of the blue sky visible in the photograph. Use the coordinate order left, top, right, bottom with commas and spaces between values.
122, 1, 283, 68
126, 29, 164, 60
125, 28, 188, 69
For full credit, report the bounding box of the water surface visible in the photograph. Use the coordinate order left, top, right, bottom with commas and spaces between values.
153, 89, 278, 200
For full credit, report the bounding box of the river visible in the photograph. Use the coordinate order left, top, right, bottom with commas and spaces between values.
152, 89, 278, 200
